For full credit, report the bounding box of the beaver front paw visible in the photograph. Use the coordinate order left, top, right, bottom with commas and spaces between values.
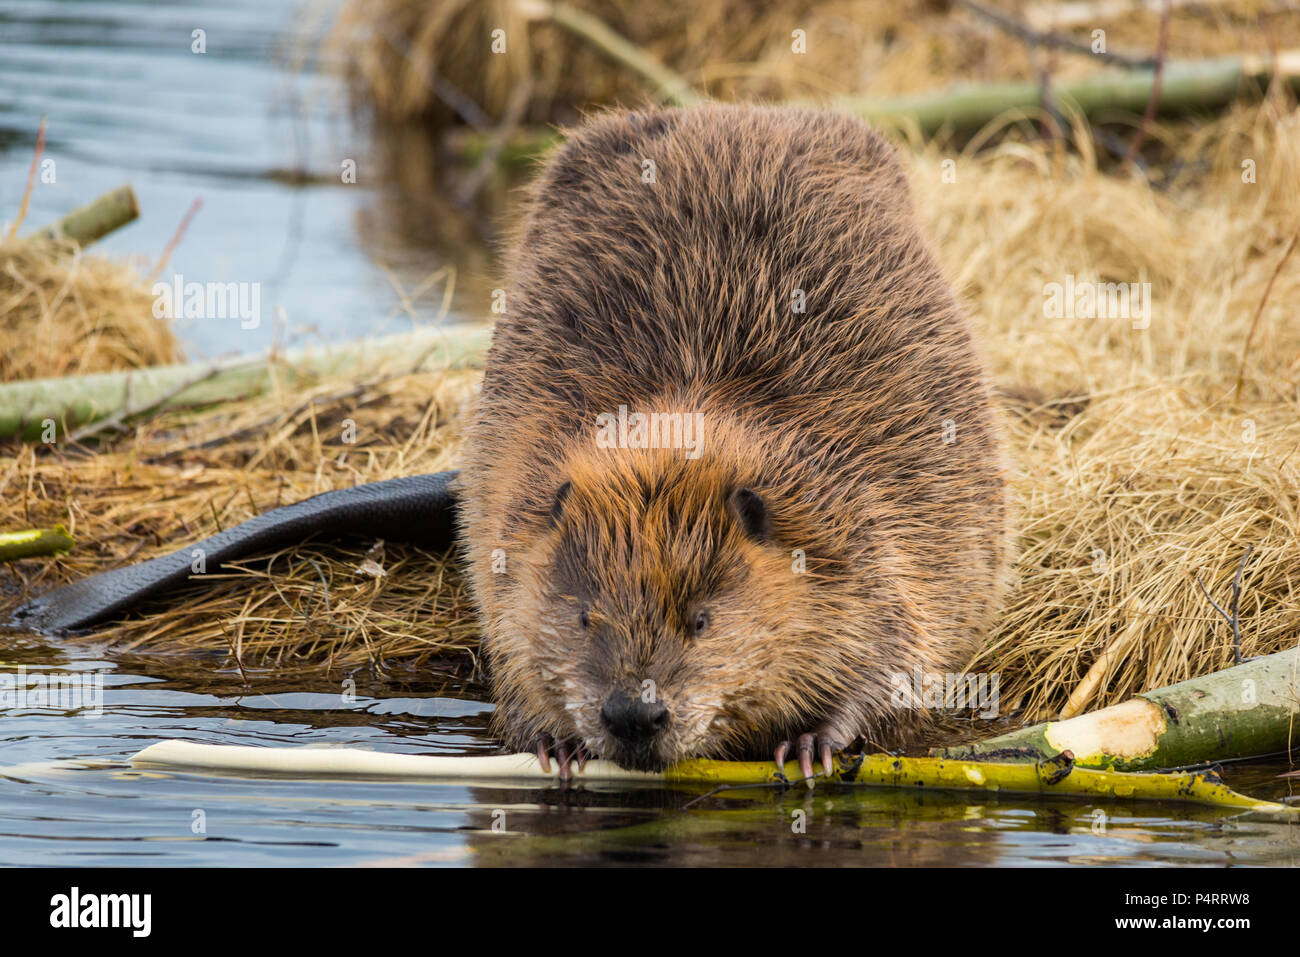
774, 729, 849, 787
531, 733, 591, 781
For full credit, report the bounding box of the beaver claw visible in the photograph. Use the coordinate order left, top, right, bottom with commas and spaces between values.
774, 733, 836, 787
532, 734, 591, 782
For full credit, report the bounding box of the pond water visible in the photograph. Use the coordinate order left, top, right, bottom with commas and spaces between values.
2, 0, 1298, 868
0, 0, 493, 359
1, 638, 1297, 867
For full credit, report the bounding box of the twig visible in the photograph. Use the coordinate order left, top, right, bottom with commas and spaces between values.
5, 116, 45, 242
678, 767, 839, 811
66, 366, 222, 446
221, 615, 252, 688
151, 381, 376, 459
1031, 32, 1065, 147
452, 76, 534, 208
374, 22, 492, 128
958, 0, 1160, 69
1235, 227, 1300, 398
1027, 0, 1277, 30
0, 525, 74, 562
1060, 630, 1136, 718
1121, 0, 1173, 171
1091, 124, 1137, 160
1195, 545, 1255, 665
148, 197, 203, 283
513, 0, 702, 106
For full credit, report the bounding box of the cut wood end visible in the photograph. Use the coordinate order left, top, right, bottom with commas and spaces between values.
1242, 51, 1300, 78
1045, 698, 1167, 763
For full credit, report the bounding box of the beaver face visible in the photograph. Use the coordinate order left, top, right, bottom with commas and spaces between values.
543, 481, 781, 769
491, 440, 843, 772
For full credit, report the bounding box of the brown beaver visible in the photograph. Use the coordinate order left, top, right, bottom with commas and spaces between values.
458, 104, 1013, 779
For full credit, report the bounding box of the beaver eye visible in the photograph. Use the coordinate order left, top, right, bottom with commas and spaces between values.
579, 608, 590, 629
693, 611, 708, 634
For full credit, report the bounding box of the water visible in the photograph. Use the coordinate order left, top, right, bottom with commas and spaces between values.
2, 0, 1298, 867
1, 640, 1296, 866
0, 0, 492, 359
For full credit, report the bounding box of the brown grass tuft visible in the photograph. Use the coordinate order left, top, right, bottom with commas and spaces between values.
914, 97, 1300, 720
0, 237, 182, 382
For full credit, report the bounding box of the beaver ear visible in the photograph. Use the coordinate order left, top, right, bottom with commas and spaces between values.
729, 487, 770, 543
549, 481, 573, 528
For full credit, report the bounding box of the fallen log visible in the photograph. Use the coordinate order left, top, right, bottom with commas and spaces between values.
837, 52, 1300, 135
31, 185, 140, 249
0, 324, 492, 441
935, 646, 1300, 770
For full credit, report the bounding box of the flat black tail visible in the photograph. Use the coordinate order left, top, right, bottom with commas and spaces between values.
10, 470, 460, 634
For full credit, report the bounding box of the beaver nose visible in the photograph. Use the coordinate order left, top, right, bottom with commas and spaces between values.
600, 693, 669, 742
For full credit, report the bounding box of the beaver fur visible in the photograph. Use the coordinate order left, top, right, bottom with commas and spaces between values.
458, 104, 1013, 775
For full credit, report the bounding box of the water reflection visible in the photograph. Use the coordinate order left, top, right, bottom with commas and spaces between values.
1, 639, 1296, 866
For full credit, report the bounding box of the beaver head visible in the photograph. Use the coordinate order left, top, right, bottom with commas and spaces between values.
476, 409, 936, 772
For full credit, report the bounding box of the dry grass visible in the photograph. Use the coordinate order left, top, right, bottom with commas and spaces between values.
917, 96, 1300, 719
1, 360, 483, 676
0, 237, 182, 382
324, 0, 1300, 127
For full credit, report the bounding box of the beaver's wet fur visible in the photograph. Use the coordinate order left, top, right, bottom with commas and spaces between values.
458, 104, 1013, 775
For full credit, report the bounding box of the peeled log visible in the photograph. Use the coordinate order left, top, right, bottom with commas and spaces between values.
935, 647, 1300, 770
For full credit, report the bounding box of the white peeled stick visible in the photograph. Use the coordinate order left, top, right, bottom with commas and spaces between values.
129, 739, 662, 782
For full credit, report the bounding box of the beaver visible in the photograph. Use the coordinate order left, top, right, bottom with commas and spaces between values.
459, 104, 1014, 779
